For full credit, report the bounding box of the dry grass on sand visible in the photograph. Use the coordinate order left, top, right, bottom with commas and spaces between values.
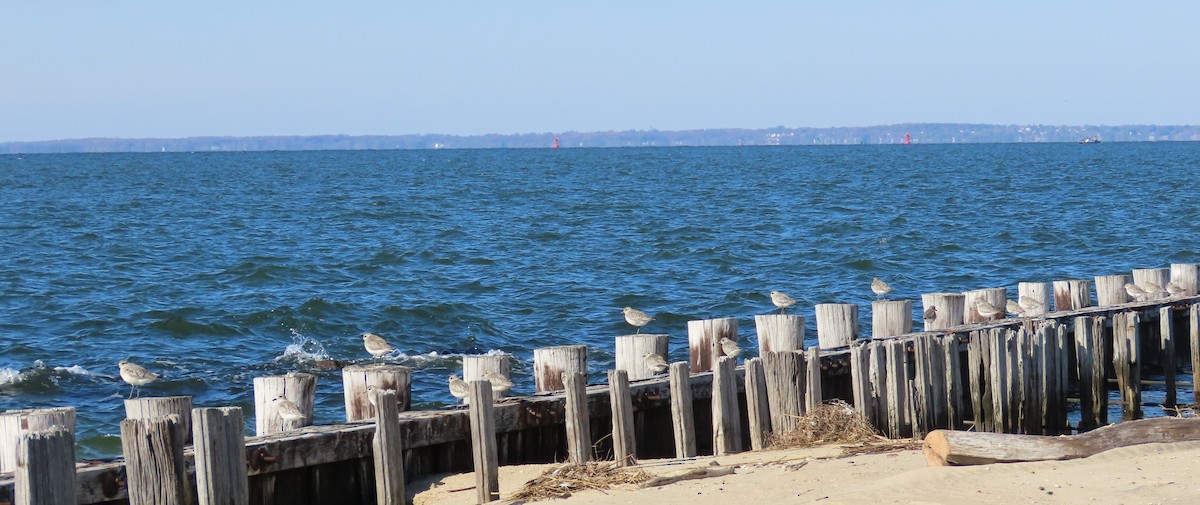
768, 400, 920, 455
509, 461, 652, 501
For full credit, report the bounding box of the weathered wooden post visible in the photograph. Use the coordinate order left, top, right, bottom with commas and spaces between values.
687, 318, 738, 372
668, 362, 696, 458
1112, 311, 1142, 420
871, 300, 912, 338
849, 341, 873, 423
711, 356, 742, 455
1074, 316, 1108, 430
124, 396, 194, 444
920, 293, 965, 331
804, 346, 823, 412
1052, 279, 1092, 311
533, 345, 588, 392
1191, 304, 1200, 401
607, 370, 637, 466
14, 427, 75, 505
1160, 306, 1177, 407
963, 288, 1007, 323
120, 415, 188, 505
462, 354, 513, 384
1094, 274, 1132, 306
562, 371, 591, 464
1017, 282, 1052, 316
1170, 263, 1199, 295
342, 364, 411, 422
0, 407, 75, 474
754, 314, 804, 353
815, 303, 858, 349
743, 357, 771, 450
192, 407, 249, 505
467, 381, 499, 503
883, 338, 912, 437
373, 389, 405, 505
1132, 268, 1170, 299
614, 334, 669, 380
910, 335, 944, 436
254, 372, 316, 434
763, 351, 805, 433
940, 334, 965, 430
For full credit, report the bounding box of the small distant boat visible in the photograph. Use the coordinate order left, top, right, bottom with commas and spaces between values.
1079, 135, 1101, 144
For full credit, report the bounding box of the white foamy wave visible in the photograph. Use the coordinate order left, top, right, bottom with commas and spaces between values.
54, 365, 116, 380
0, 367, 21, 385
391, 349, 513, 366
276, 329, 332, 362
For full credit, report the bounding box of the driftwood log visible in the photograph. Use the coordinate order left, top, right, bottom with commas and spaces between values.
923, 417, 1200, 466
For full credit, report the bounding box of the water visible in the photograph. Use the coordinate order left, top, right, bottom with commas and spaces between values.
2, 143, 1198, 458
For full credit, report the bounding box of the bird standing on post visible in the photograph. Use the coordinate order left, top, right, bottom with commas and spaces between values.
1167, 282, 1186, 297
1005, 299, 1025, 317
770, 290, 797, 314
871, 277, 892, 300
482, 371, 514, 397
643, 352, 669, 374
622, 307, 654, 334
362, 332, 397, 357
923, 305, 938, 323
448, 375, 470, 404
1142, 281, 1167, 300
1124, 283, 1147, 302
271, 396, 306, 429
1018, 296, 1043, 314
975, 299, 1003, 319
719, 337, 741, 359
117, 360, 160, 399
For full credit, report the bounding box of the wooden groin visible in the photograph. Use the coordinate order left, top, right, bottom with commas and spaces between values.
2, 264, 1199, 504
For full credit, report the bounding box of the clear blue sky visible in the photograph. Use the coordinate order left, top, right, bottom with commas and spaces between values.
3, 2, 1197, 141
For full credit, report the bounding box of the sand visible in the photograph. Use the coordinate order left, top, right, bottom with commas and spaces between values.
409, 441, 1200, 505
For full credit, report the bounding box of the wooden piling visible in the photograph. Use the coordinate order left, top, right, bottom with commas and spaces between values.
815, 303, 858, 349
1112, 311, 1142, 420
1192, 304, 1200, 401
607, 370, 637, 466
763, 351, 805, 433
867, 340, 889, 431
1094, 274, 1132, 306
963, 288, 1007, 324
192, 407, 249, 505
372, 389, 405, 505
124, 396, 194, 444
614, 334, 669, 380
119, 415, 188, 505
1074, 316, 1108, 430
910, 336, 936, 436
1017, 282, 1051, 317
711, 356, 742, 455
849, 341, 872, 422
805, 346, 823, 413
1170, 263, 1199, 295
1132, 268, 1170, 299
966, 330, 990, 431
883, 339, 912, 438
668, 362, 697, 458
341, 365, 411, 422
14, 427, 75, 505
1052, 279, 1092, 311
462, 355, 513, 388
563, 371, 591, 463
743, 357, 771, 450
533, 345, 588, 392
687, 318, 738, 372
467, 381, 499, 503
1160, 306, 1177, 407
0, 407, 75, 474
254, 372, 316, 435
920, 293, 965, 331
941, 334, 964, 430
871, 300, 913, 338
754, 314, 804, 353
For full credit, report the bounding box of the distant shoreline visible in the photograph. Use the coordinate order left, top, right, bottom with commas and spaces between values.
2, 122, 1198, 154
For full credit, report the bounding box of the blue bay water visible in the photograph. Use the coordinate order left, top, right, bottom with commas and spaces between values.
1, 143, 1198, 458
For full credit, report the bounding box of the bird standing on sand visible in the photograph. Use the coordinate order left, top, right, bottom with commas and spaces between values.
643, 352, 669, 374
362, 332, 397, 357
975, 299, 1003, 319
770, 290, 797, 314
622, 307, 654, 334
448, 375, 470, 404
1005, 300, 1025, 317
1167, 282, 1187, 297
719, 337, 741, 359
923, 306, 937, 323
1018, 296, 1043, 314
271, 396, 306, 427
871, 278, 893, 300
118, 360, 160, 399
482, 371, 514, 397
1124, 283, 1148, 302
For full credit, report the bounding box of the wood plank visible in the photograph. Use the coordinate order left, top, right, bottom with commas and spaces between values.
743, 358, 771, 451
872, 300, 913, 338
533, 345, 588, 392
607, 370, 637, 466
754, 314, 804, 353
562, 372, 591, 464
124, 397, 194, 445
763, 351, 804, 433
0, 407, 76, 474
816, 303, 859, 348
255, 373, 317, 434
15, 427, 75, 505
1160, 306, 1177, 407
341, 365, 411, 422
119, 416, 188, 505
467, 381, 499, 504
805, 346, 823, 414
1192, 304, 1200, 401
711, 356, 742, 455
192, 407, 249, 505
668, 362, 697, 458
372, 389, 404, 505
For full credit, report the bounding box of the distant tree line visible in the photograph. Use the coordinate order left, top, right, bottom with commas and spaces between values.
2, 123, 1198, 153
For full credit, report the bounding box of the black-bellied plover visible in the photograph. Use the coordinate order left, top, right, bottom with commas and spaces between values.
1124, 283, 1147, 302
117, 360, 160, 399
719, 337, 741, 359
871, 277, 892, 300
622, 307, 654, 334
923, 305, 937, 322
482, 371, 514, 397
362, 332, 397, 357
1167, 282, 1187, 297
1005, 300, 1025, 317
1018, 296, 1043, 314
770, 290, 797, 314
643, 352, 669, 374
975, 299, 1003, 319
271, 395, 306, 428
448, 375, 470, 404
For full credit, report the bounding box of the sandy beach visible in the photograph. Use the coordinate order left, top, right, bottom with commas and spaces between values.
410, 441, 1200, 505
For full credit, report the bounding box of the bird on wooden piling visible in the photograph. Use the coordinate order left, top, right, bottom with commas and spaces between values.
1005, 300, 1025, 317
362, 332, 397, 357
871, 277, 892, 300
922, 305, 937, 323
482, 371, 514, 397
770, 290, 797, 314
974, 299, 1003, 319
365, 385, 381, 407
643, 352, 669, 374
622, 307, 654, 334
1124, 283, 1148, 302
1018, 296, 1043, 314
1142, 281, 1167, 300
1167, 282, 1187, 297
271, 396, 306, 426
719, 337, 741, 359
117, 360, 160, 399
448, 375, 470, 404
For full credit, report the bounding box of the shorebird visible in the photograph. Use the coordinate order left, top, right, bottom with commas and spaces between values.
622, 307, 654, 334
974, 299, 1003, 319
448, 375, 470, 404
643, 352, 669, 374
770, 290, 797, 314
922, 306, 937, 323
271, 396, 306, 426
482, 371, 514, 397
1167, 282, 1187, 297
117, 360, 160, 399
365, 385, 381, 407
1142, 281, 1167, 299
362, 332, 396, 357
1124, 283, 1147, 302
1005, 300, 1025, 317
1018, 296, 1043, 314
719, 337, 741, 359
871, 277, 892, 300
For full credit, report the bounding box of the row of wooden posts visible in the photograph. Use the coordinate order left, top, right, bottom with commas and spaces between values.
2, 264, 1199, 504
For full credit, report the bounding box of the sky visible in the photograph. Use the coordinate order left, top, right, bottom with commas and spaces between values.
2, 1, 1198, 142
